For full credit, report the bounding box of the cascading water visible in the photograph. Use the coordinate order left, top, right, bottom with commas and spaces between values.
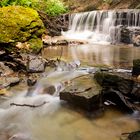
63, 9, 140, 44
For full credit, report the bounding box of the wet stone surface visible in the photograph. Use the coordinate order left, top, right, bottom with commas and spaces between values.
60, 75, 102, 111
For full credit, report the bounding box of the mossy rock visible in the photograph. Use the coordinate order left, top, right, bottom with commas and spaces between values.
0, 6, 45, 52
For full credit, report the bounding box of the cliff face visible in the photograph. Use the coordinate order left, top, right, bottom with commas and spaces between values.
63, 0, 140, 12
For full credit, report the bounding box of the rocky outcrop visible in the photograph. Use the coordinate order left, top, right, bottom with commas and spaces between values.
0, 6, 45, 53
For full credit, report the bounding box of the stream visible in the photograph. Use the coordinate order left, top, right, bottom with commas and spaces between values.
0, 43, 140, 140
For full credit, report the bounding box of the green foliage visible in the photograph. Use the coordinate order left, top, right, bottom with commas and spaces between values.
45, 0, 67, 16
0, 0, 68, 16
0, 0, 36, 7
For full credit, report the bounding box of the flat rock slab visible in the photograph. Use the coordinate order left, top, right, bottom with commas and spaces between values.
60, 75, 102, 111
0, 77, 20, 88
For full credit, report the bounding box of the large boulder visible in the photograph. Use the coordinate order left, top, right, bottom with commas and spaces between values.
94, 72, 140, 111
60, 75, 102, 111
0, 6, 45, 53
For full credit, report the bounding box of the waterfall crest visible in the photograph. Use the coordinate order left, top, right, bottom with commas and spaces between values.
63, 10, 140, 44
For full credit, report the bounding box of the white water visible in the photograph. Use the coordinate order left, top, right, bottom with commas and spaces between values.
63, 9, 140, 44
0, 53, 140, 140
0, 65, 90, 140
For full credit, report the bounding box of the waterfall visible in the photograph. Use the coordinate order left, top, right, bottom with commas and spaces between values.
63, 9, 140, 44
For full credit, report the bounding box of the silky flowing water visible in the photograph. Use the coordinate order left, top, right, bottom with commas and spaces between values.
0, 44, 140, 140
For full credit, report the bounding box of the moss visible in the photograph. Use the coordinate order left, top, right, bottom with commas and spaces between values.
0, 6, 45, 52
28, 38, 43, 53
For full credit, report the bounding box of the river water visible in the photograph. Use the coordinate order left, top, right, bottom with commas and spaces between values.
43, 44, 140, 69
0, 44, 140, 140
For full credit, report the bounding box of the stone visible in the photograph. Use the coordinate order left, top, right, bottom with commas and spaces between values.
0, 6, 45, 53
24, 55, 46, 73
120, 27, 132, 44
0, 62, 13, 76
132, 34, 140, 47
94, 72, 133, 94
39, 11, 69, 36
60, 75, 102, 111
132, 59, 140, 76
94, 72, 140, 111
127, 131, 140, 140
0, 77, 20, 89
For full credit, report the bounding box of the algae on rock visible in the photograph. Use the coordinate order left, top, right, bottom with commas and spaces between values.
0, 6, 45, 53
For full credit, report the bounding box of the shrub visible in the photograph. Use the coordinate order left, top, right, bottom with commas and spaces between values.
45, 0, 67, 16
0, 0, 67, 16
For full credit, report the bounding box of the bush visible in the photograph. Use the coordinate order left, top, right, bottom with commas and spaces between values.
0, 0, 67, 16
45, 0, 67, 16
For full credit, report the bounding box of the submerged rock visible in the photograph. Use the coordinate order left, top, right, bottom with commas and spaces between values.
60, 75, 102, 111
0, 6, 45, 53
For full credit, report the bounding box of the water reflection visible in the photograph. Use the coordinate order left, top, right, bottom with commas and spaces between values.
43, 44, 140, 68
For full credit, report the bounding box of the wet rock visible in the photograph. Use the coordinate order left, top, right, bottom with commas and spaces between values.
132, 59, 140, 76
94, 72, 133, 94
94, 72, 140, 111
0, 62, 13, 76
60, 75, 102, 111
39, 11, 69, 36
42, 35, 68, 46
0, 77, 20, 89
55, 60, 80, 71
120, 27, 132, 44
127, 131, 140, 140
27, 78, 37, 87
132, 34, 140, 47
42, 35, 86, 46
43, 85, 56, 95
26, 55, 46, 73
